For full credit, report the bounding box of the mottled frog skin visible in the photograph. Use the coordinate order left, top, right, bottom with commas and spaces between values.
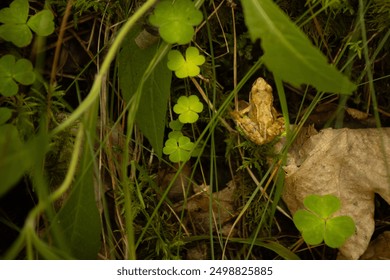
231, 78, 285, 145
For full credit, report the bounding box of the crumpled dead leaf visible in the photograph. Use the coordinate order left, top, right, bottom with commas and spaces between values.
174, 181, 237, 236
282, 127, 390, 259
360, 231, 390, 260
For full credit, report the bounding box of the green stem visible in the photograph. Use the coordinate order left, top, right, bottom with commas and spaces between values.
51, 0, 158, 136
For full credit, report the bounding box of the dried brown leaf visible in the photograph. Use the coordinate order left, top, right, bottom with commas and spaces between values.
282, 128, 390, 259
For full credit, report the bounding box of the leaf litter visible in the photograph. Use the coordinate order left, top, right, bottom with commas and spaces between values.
282, 126, 390, 259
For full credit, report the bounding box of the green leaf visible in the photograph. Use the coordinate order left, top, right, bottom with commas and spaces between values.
149, 0, 203, 44
169, 119, 184, 131
0, 55, 35, 96
0, 124, 49, 198
118, 27, 171, 158
168, 130, 184, 140
0, 0, 32, 47
0, 124, 28, 197
241, 0, 356, 94
0, 107, 12, 125
163, 135, 194, 162
325, 216, 355, 248
232, 238, 300, 260
0, 0, 29, 24
167, 47, 205, 78
53, 107, 101, 259
0, 24, 32, 47
293, 209, 325, 245
173, 95, 204, 123
27, 10, 55, 36
303, 194, 340, 219
293, 194, 356, 248
13, 57, 35, 85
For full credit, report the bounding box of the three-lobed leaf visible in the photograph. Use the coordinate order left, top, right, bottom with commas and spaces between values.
0, 54, 35, 96
241, 0, 356, 94
163, 135, 194, 162
0, 0, 31, 46
149, 0, 203, 44
173, 95, 204, 123
293, 194, 356, 248
0, 0, 54, 47
167, 47, 205, 78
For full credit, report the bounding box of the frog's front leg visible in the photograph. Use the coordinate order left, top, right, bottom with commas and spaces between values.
231, 112, 266, 145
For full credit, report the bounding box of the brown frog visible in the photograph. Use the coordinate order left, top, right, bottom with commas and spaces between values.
231, 78, 285, 145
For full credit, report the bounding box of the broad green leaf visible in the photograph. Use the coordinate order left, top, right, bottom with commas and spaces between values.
0, 107, 12, 125
27, 10, 55, 36
118, 27, 171, 158
0, 124, 48, 197
0, 124, 28, 197
241, 0, 356, 94
325, 216, 355, 248
53, 106, 101, 259
303, 194, 340, 218
0, 0, 29, 24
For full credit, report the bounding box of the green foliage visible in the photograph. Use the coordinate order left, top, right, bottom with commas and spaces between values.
163, 133, 194, 162
0, 0, 54, 47
293, 194, 356, 248
0, 54, 35, 96
0, 107, 12, 125
169, 119, 184, 131
118, 27, 172, 158
149, 0, 203, 44
167, 47, 205, 78
0, 124, 50, 198
27, 10, 55, 36
52, 106, 102, 259
241, 0, 356, 94
163, 94, 203, 163
173, 95, 203, 123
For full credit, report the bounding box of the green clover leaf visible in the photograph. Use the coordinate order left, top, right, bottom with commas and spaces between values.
27, 10, 55, 36
0, 0, 28, 24
303, 194, 340, 219
293, 194, 356, 248
149, 0, 203, 44
163, 135, 194, 163
0, 54, 35, 97
0, 107, 13, 125
0, 0, 54, 47
324, 216, 355, 248
167, 47, 205, 78
168, 130, 184, 140
169, 119, 184, 131
173, 95, 203, 123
